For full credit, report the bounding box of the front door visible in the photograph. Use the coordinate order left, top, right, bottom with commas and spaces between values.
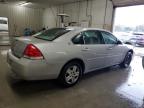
100, 31, 124, 66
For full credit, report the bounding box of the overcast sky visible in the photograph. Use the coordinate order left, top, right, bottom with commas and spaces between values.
114, 5, 144, 27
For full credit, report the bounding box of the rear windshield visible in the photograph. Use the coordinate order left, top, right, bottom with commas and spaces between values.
34, 28, 70, 41
0, 20, 7, 24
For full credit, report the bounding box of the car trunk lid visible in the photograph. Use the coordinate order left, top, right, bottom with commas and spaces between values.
11, 36, 49, 58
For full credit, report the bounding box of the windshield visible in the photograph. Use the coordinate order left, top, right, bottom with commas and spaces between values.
34, 28, 71, 41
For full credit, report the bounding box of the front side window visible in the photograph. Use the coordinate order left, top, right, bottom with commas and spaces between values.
34, 28, 71, 41
101, 31, 118, 44
83, 30, 104, 44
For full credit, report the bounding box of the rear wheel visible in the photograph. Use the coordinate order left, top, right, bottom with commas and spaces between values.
120, 52, 133, 68
58, 62, 83, 87
7, 72, 22, 84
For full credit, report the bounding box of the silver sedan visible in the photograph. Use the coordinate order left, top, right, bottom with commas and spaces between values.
7, 27, 133, 87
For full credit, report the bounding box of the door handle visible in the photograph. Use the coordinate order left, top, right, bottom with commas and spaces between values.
82, 47, 90, 51
108, 47, 113, 50
107, 45, 115, 50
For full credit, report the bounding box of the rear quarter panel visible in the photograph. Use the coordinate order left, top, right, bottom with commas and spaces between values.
35, 42, 86, 75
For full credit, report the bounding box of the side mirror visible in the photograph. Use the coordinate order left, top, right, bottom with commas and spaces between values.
117, 40, 122, 44
124, 42, 133, 45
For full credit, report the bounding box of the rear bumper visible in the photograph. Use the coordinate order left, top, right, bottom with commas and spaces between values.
7, 50, 60, 80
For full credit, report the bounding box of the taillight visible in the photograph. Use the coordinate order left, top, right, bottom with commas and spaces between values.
23, 44, 44, 60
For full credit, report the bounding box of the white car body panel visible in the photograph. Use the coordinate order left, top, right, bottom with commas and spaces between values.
7, 27, 133, 80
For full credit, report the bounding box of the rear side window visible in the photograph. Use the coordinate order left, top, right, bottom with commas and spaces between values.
72, 34, 84, 44
83, 30, 104, 44
72, 30, 104, 45
34, 28, 70, 41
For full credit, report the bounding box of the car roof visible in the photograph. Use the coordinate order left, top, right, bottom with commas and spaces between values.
54, 27, 113, 42
66, 26, 110, 32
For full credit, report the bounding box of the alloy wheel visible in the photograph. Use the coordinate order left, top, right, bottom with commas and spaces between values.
65, 65, 80, 84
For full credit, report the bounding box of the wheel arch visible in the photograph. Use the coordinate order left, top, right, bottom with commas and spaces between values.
128, 49, 134, 54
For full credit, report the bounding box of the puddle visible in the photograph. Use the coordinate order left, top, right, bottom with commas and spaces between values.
116, 56, 144, 107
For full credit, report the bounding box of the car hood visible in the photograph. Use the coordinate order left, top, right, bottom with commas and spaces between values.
123, 44, 134, 50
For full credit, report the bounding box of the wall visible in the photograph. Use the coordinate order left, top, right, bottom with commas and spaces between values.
43, 0, 114, 31
43, 6, 58, 28
0, 4, 44, 37
104, 0, 114, 30
0, 0, 113, 38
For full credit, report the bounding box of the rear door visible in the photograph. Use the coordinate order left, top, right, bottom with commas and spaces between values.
81, 30, 108, 71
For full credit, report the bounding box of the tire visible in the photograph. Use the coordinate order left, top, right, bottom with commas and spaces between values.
58, 61, 83, 87
7, 73, 22, 85
120, 52, 133, 68
142, 57, 144, 69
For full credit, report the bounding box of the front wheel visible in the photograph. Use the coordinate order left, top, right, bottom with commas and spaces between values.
120, 52, 133, 68
58, 62, 83, 87
142, 57, 144, 69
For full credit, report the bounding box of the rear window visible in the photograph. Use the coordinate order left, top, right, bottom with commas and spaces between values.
34, 28, 70, 41
0, 20, 7, 24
